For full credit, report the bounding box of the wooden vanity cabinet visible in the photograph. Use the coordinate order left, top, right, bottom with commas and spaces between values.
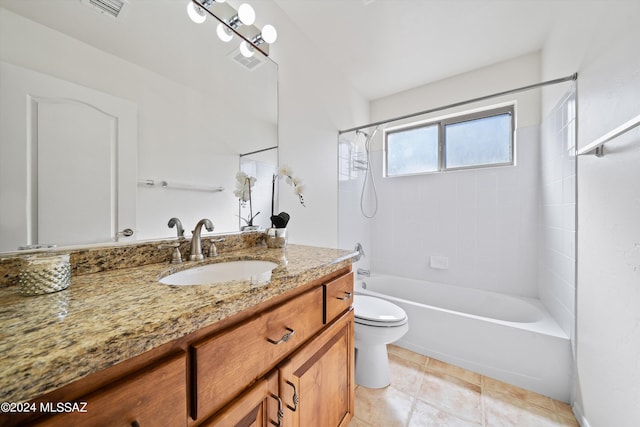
199, 371, 281, 427
279, 310, 355, 427
197, 297, 354, 427
190, 286, 325, 420
323, 272, 354, 324
34, 352, 187, 427
19, 267, 354, 427
192, 270, 355, 426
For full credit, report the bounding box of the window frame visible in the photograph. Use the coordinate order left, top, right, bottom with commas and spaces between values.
383, 104, 515, 177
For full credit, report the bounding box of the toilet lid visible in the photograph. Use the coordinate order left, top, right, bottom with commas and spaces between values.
353, 295, 407, 326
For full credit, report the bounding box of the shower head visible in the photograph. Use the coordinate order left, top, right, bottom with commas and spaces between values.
360, 124, 387, 142
356, 129, 369, 139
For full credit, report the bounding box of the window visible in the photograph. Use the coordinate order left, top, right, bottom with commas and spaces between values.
384, 105, 514, 176
386, 124, 438, 175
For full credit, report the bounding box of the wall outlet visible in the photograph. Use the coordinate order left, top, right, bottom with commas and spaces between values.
430, 255, 449, 270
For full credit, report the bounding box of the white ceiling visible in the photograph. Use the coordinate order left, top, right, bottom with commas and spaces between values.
273, 0, 610, 100
2, 0, 616, 104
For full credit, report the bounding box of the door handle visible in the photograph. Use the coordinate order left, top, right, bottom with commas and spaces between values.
117, 228, 134, 237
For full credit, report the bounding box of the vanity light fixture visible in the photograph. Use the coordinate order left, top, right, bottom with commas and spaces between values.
240, 25, 277, 57
187, 0, 277, 56
254, 24, 278, 45
186, 0, 224, 24
216, 3, 255, 42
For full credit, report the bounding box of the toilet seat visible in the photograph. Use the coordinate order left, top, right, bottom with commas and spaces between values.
354, 295, 408, 327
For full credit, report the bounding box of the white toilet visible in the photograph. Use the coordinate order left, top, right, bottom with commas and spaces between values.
353, 295, 409, 388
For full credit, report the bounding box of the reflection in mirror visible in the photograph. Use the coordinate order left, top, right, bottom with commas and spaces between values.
0, 0, 278, 253
239, 147, 278, 231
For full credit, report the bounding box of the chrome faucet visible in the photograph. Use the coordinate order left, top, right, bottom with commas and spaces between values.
189, 219, 214, 261
168, 217, 185, 240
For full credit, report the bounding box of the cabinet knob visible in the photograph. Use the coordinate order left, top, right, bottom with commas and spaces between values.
131, 421, 140, 427
267, 327, 295, 345
337, 292, 353, 301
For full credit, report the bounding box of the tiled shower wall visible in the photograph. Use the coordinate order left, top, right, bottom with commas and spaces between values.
339, 125, 541, 298
338, 134, 372, 272
538, 89, 577, 339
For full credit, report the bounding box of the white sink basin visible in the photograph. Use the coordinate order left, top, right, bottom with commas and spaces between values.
159, 260, 278, 286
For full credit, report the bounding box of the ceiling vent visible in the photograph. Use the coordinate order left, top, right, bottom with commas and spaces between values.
227, 47, 266, 72
81, 0, 128, 20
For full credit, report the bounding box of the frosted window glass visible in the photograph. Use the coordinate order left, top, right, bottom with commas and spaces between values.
386, 125, 438, 176
444, 113, 512, 168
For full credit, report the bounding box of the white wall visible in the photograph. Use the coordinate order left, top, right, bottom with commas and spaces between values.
542, 2, 640, 425
350, 53, 543, 297
260, 2, 369, 248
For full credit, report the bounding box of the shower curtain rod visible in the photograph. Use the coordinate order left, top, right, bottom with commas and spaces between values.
338, 73, 578, 135
239, 146, 278, 157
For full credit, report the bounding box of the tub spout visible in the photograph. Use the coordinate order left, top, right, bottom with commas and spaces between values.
354, 243, 366, 261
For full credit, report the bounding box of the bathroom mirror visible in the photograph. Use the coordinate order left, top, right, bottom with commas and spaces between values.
0, 0, 278, 253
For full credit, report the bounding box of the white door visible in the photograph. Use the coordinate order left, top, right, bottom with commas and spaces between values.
0, 61, 137, 251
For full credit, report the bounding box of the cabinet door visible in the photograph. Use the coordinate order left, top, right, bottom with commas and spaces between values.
200, 371, 281, 427
280, 310, 355, 427
34, 353, 187, 427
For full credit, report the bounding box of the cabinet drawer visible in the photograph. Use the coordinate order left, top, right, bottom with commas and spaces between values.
35, 353, 187, 427
191, 286, 324, 421
323, 272, 354, 324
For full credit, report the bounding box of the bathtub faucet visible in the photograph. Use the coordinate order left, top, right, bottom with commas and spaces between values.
357, 268, 370, 277
353, 243, 365, 261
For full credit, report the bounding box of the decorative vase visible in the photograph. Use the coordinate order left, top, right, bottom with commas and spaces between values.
17, 253, 71, 296
265, 227, 287, 248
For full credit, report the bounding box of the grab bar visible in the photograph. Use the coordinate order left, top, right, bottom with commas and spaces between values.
577, 113, 640, 157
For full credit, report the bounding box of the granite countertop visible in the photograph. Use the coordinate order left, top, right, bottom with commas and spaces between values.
0, 244, 356, 402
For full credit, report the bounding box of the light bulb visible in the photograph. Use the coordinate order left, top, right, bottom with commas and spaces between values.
216, 23, 234, 42
261, 24, 277, 44
239, 41, 255, 58
186, 2, 207, 23
187, 1, 226, 23
238, 3, 255, 25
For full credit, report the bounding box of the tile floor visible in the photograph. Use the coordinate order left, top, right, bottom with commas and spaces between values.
349, 345, 579, 427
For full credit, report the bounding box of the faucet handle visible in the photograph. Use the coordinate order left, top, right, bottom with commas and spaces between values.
158, 243, 183, 264
207, 238, 226, 257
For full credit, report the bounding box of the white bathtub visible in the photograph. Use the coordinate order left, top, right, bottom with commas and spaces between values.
356, 274, 572, 402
